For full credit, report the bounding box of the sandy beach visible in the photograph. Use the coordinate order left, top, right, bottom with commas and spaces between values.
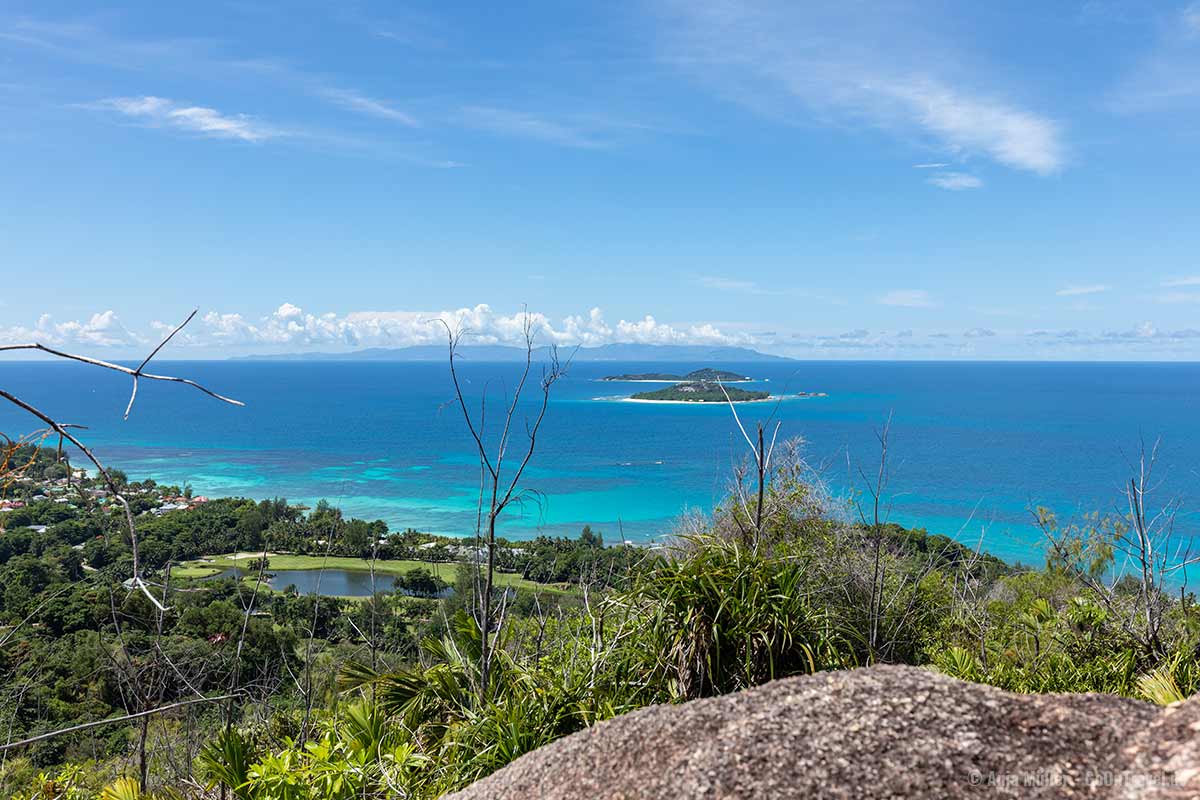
617, 396, 787, 405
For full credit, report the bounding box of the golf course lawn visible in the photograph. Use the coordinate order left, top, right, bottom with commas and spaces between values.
177, 552, 571, 595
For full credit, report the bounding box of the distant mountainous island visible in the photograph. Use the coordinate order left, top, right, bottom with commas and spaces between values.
231, 344, 793, 363
601, 368, 752, 382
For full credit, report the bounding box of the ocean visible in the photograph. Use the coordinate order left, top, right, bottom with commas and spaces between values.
2, 359, 1198, 565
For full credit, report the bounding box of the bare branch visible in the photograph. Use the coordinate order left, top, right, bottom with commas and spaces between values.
0, 308, 244, 420
0, 694, 240, 753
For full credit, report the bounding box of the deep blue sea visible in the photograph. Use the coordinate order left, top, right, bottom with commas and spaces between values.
2, 359, 1199, 565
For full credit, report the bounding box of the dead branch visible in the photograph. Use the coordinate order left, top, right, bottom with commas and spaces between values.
0, 694, 240, 753
1, 311, 243, 419
440, 310, 571, 703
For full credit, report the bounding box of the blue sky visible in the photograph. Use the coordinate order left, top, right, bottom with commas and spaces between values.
1, 0, 1199, 359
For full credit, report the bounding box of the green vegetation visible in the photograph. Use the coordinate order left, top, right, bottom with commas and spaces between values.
0, 443, 608, 798
182, 553, 571, 596
603, 368, 751, 382
631, 381, 770, 402
392, 567, 450, 598
4, 422, 1198, 800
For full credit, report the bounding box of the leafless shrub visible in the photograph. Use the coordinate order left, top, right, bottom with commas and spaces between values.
1036, 437, 1198, 659
440, 311, 570, 703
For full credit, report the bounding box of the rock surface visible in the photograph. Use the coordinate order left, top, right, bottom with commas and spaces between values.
447, 665, 1200, 799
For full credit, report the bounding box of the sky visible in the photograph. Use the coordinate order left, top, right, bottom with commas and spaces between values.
1, 0, 1199, 360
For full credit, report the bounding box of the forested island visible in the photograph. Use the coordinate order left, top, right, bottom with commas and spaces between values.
631, 381, 771, 402
602, 368, 751, 382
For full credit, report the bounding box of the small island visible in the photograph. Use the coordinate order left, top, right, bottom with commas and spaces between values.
602, 368, 752, 382
631, 381, 770, 403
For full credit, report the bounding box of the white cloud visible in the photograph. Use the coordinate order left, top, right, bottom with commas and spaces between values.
0, 304, 759, 353
912, 162, 950, 169
881, 80, 1062, 174
320, 88, 419, 127
879, 289, 935, 308
15, 305, 1200, 359
1055, 284, 1111, 296
0, 304, 757, 352
197, 303, 754, 349
0, 311, 142, 348
654, 1, 1064, 174
90, 96, 278, 142
926, 171, 983, 190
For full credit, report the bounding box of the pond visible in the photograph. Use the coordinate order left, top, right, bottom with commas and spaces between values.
211, 567, 452, 598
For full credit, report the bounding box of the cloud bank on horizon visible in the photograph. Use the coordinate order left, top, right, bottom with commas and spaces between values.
4, 303, 1200, 361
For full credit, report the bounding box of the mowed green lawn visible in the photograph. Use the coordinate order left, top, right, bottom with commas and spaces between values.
176, 552, 571, 595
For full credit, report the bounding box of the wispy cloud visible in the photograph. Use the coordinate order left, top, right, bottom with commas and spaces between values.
695, 276, 836, 303
791, 328, 937, 352
1023, 322, 1200, 348
0, 17, 223, 72
1161, 275, 1200, 287
883, 80, 1062, 174
912, 162, 950, 169
9, 18, 440, 155
320, 88, 419, 127
879, 289, 935, 308
1186, 2, 1200, 34
456, 107, 662, 149
1055, 284, 1111, 297
653, 1, 1064, 174
1101, 321, 1200, 341
1109, 3, 1200, 112
1155, 291, 1200, 304
926, 171, 983, 190
460, 106, 597, 147
697, 276, 765, 294
1027, 329, 1082, 339
88, 96, 278, 142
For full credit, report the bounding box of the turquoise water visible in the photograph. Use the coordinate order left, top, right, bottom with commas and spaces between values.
2, 359, 1199, 564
